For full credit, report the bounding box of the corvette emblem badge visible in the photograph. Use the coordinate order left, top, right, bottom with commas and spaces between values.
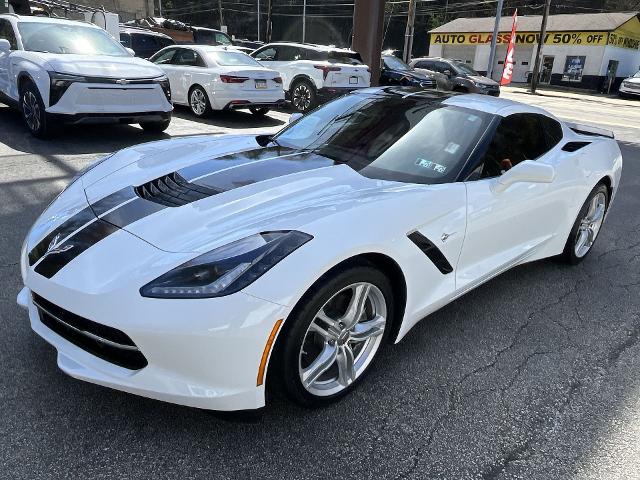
42, 233, 73, 260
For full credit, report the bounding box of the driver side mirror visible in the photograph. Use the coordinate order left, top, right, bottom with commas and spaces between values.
490, 160, 555, 194
0, 39, 10, 54
125, 47, 136, 56
443, 69, 452, 77
289, 112, 303, 124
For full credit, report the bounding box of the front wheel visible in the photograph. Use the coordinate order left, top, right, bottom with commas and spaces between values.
140, 117, 171, 133
562, 183, 609, 264
277, 265, 394, 407
290, 80, 316, 113
21, 82, 49, 138
249, 107, 270, 117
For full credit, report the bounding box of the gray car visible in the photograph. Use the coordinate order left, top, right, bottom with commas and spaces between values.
410, 57, 500, 96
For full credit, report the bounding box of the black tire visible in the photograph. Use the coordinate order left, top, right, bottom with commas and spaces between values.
188, 85, 211, 117
290, 79, 316, 113
561, 183, 609, 265
275, 264, 394, 407
20, 81, 50, 138
140, 117, 171, 133
249, 107, 270, 117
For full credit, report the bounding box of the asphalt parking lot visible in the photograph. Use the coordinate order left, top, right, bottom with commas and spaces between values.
1, 93, 639, 479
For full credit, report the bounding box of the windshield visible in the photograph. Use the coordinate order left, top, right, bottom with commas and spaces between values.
274, 94, 493, 184
383, 55, 411, 71
452, 61, 478, 76
207, 50, 262, 67
18, 22, 128, 56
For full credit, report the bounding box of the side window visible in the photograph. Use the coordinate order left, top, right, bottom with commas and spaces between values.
131, 33, 158, 53
540, 115, 563, 149
158, 37, 174, 49
435, 62, 451, 74
414, 61, 429, 69
304, 48, 326, 61
174, 49, 205, 67
471, 114, 550, 179
0, 20, 18, 50
150, 48, 176, 65
254, 47, 276, 61
119, 32, 132, 48
277, 46, 300, 61
214, 32, 232, 45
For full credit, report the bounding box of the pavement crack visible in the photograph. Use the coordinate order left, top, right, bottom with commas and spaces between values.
480, 440, 533, 480
607, 321, 640, 368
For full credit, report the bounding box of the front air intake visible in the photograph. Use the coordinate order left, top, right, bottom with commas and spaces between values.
135, 172, 220, 207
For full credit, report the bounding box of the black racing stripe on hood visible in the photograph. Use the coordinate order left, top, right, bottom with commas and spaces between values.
34, 219, 120, 279
90, 187, 138, 217
28, 206, 96, 266
178, 146, 295, 182
31, 195, 167, 279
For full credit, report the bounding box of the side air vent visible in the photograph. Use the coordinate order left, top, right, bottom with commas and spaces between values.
562, 141, 591, 152
407, 231, 453, 274
135, 172, 220, 207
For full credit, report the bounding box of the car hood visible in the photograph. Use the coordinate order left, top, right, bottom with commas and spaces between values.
625, 76, 640, 84
39, 53, 164, 79
81, 137, 402, 253
467, 75, 499, 86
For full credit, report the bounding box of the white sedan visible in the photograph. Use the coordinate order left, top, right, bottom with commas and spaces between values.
18, 89, 622, 411
149, 45, 285, 117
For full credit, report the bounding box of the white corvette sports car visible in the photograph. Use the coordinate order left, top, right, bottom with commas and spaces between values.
18, 88, 622, 411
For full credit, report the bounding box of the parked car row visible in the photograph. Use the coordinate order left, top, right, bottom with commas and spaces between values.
0, 12, 506, 138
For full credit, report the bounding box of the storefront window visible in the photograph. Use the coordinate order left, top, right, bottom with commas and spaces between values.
562, 56, 586, 82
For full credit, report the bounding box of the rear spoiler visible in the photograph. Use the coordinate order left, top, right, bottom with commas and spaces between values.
566, 122, 614, 139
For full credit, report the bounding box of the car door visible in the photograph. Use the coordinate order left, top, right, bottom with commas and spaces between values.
150, 47, 179, 101
455, 113, 565, 294
0, 19, 18, 98
171, 48, 208, 104
254, 46, 291, 88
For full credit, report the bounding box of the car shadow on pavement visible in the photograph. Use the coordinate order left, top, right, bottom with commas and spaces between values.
172, 105, 287, 129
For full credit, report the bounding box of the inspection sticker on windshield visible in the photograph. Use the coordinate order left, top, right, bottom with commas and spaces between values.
416, 158, 447, 174
444, 142, 460, 155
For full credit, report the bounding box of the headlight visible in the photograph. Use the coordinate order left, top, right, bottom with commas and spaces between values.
49, 72, 87, 106
154, 75, 171, 102
140, 231, 313, 299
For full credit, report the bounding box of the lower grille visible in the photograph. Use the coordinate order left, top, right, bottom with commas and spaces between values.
135, 172, 220, 207
32, 293, 148, 370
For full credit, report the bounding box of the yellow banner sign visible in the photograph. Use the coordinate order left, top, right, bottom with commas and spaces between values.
608, 32, 640, 50
431, 31, 609, 46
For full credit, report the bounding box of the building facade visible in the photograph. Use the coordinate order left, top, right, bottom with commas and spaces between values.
428, 12, 640, 91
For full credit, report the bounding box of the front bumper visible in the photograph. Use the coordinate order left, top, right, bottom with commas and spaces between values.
47, 111, 171, 126
46, 82, 173, 116
18, 228, 289, 411
619, 83, 640, 97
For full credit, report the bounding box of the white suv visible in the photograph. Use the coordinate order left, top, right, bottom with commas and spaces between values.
0, 15, 173, 137
251, 42, 371, 112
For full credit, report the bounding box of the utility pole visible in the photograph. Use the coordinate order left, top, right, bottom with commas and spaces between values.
158, 0, 162, 17
403, 0, 416, 63
302, 0, 307, 43
531, 0, 551, 94
266, 0, 272, 43
257, 0, 261, 41
486, 0, 504, 80
218, 0, 224, 28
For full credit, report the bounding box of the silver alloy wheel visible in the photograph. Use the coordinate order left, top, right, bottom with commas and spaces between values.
22, 91, 41, 132
292, 83, 312, 111
298, 282, 387, 397
575, 191, 607, 258
190, 88, 207, 116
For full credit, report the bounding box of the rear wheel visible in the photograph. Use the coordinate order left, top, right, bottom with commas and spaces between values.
20, 82, 49, 138
189, 86, 211, 117
290, 79, 316, 113
277, 265, 393, 407
562, 183, 609, 264
249, 107, 270, 117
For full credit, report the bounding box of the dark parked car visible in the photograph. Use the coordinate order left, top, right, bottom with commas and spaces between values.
120, 26, 175, 58
380, 54, 437, 89
410, 57, 500, 96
